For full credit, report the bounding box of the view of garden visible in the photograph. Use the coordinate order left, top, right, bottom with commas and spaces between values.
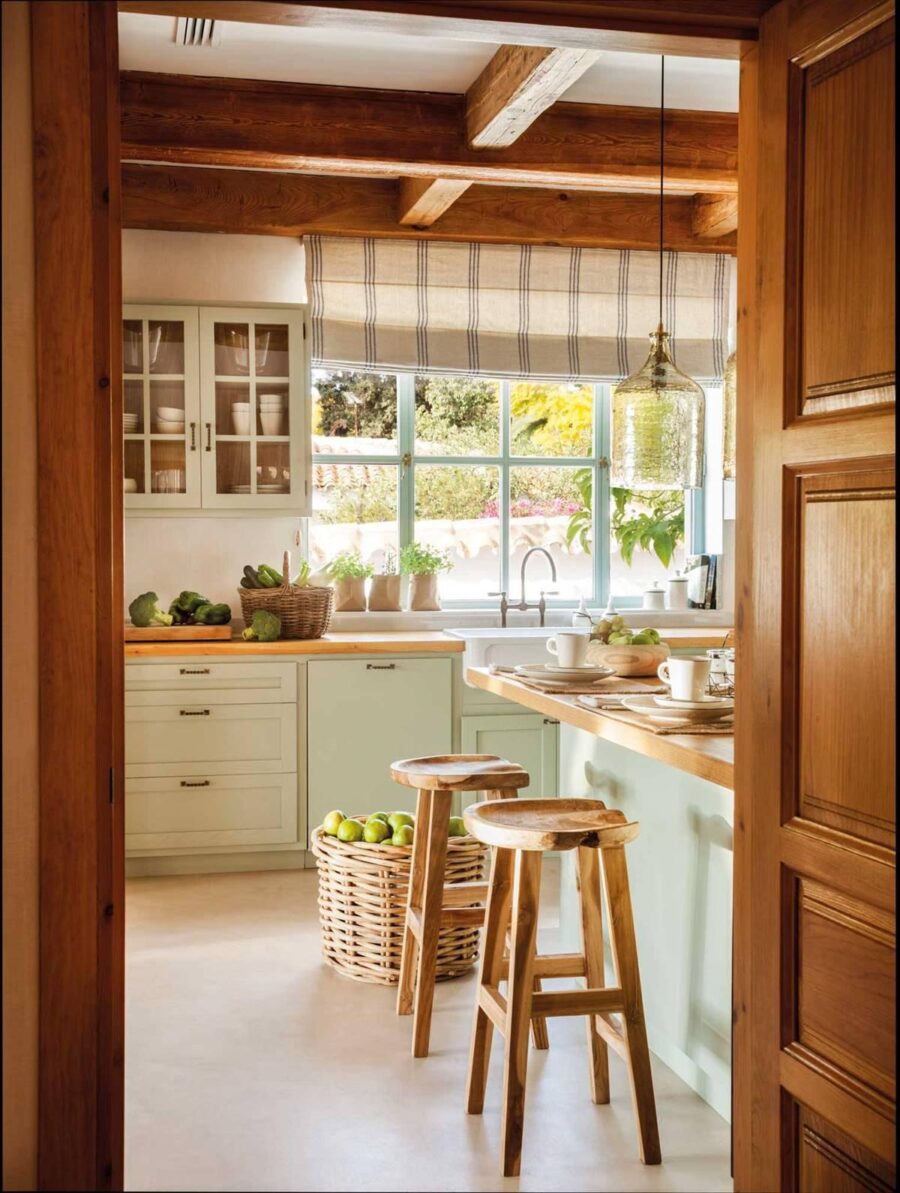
309, 370, 688, 601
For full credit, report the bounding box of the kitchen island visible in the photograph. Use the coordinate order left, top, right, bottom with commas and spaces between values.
468, 665, 735, 1123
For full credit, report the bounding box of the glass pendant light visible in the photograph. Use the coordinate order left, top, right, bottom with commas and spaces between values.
722, 335, 736, 480
610, 57, 705, 491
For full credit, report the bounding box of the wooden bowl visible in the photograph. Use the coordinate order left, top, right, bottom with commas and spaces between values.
586, 641, 670, 677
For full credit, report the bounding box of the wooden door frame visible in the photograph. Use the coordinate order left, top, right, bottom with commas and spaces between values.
31, 2, 124, 1188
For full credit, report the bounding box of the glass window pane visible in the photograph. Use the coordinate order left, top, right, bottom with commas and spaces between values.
312, 369, 398, 456
509, 466, 593, 600
609, 487, 687, 599
309, 462, 398, 574
510, 382, 593, 457
414, 465, 500, 599
414, 376, 500, 456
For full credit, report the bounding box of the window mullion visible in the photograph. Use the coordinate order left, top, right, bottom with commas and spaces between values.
596, 383, 611, 606
499, 380, 511, 598
398, 372, 414, 554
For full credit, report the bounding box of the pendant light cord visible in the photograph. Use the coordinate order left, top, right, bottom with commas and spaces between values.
659, 55, 665, 330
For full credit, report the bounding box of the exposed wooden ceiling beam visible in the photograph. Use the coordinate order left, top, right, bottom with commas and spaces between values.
692, 192, 739, 239
118, 2, 772, 57
466, 45, 599, 148
121, 163, 735, 254
120, 72, 738, 196
398, 178, 473, 226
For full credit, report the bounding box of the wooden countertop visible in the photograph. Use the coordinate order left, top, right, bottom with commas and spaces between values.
124, 632, 465, 658
468, 668, 734, 791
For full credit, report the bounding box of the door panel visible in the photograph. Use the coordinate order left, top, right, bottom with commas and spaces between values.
736, 2, 896, 1189
460, 714, 558, 802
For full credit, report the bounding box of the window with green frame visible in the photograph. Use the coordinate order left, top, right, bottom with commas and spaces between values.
308, 369, 720, 606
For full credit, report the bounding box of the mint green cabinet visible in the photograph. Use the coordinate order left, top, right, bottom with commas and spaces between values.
460, 714, 558, 799
307, 657, 453, 839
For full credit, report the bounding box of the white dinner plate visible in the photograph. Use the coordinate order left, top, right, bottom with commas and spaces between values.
514, 663, 614, 684
621, 695, 732, 723
653, 694, 734, 711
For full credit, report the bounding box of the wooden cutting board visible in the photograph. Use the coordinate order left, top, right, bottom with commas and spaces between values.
124, 624, 233, 642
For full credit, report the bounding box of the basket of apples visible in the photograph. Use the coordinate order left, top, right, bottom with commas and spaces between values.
586, 616, 670, 677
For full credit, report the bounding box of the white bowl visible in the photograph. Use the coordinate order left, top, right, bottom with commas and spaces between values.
258, 393, 285, 402
123, 478, 138, 493
156, 406, 184, 420
231, 402, 251, 411
260, 412, 284, 436
586, 641, 670, 677
155, 420, 185, 434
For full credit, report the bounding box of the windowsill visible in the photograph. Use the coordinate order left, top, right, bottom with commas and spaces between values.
329, 607, 734, 633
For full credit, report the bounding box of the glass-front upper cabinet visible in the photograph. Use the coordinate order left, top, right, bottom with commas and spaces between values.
199, 306, 308, 512
123, 304, 309, 514
123, 305, 201, 509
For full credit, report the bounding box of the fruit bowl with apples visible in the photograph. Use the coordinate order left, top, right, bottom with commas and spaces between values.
586, 616, 670, 677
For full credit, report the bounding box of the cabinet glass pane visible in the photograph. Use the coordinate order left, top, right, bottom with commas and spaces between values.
310, 462, 398, 573
149, 380, 186, 433
255, 323, 289, 377
150, 441, 187, 495
215, 441, 252, 495
124, 440, 145, 495
214, 322, 252, 376
215, 381, 251, 437
123, 321, 142, 374
257, 382, 289, 438
257, 442, 291, 495
124, 379, 144, 435
149, 321, 185, 375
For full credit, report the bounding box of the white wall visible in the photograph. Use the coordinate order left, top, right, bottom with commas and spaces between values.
123, 230, 307, 614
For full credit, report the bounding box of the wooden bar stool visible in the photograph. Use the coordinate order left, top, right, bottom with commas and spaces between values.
391, 754, 545, 1059
463, 797, 661, 1178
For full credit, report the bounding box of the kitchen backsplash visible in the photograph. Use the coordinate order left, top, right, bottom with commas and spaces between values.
125, 518, 301, 615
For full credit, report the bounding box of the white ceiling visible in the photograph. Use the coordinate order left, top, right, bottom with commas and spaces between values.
117, 13, 739, 112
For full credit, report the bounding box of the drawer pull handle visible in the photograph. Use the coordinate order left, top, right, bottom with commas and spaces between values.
179, 708, 211, 716
179, 667, 210, 675
543, 718, 559, 725
180, 779, 211, 788
366, 663, 396, 670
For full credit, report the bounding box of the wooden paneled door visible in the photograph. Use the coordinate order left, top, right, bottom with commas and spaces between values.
735, 2, 895, 1191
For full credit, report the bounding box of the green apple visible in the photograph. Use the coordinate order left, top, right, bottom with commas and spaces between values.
337, 818, 364, 843
388, 811, 414, 832
392, 825, 415, 847
448, 816, 467, 837
363, 818, 391, 844
368, 811, 390, 824
631, 631, 655, 645
323, 809, 347, 836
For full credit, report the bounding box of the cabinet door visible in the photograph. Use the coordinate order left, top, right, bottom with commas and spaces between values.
123, 304, 201, 509
307, 658, 452, 838
199, 306, 309, 513
125, 702, 297, 777
125, 772, 297, 852
460, 714, 558, 800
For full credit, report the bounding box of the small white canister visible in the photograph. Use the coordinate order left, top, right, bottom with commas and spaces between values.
642, 581, 665, 611
666, 569, 689, 610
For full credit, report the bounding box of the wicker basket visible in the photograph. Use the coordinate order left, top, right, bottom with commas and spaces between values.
310, 818, 487, 985
238, 550, 334, 640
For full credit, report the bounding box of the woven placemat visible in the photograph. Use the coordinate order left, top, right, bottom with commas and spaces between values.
576, 698, 734, 736
513, 676, 668, 697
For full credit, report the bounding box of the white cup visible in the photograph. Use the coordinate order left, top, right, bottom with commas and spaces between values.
232, 411, 251, 435
657, 655, 711, 701
260, 412, 284, 436
546, 630, 589, 668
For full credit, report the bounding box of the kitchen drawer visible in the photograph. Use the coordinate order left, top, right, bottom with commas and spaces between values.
126, 702, 297, 777
125, 661, 296, 705
125, 773, 297, 851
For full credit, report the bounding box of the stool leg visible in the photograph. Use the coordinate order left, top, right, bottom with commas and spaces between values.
500, 849, 542, 1178
576, 845, 610, 1104
601, 845, 661, 1165
466, 846, 513, 1115
396, 787, 429, 1017
411, 787, 452, 1058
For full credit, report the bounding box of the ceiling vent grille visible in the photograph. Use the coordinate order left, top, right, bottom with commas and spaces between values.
173, 17, 220, 47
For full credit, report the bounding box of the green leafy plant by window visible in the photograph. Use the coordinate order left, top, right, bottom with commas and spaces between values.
399, 542, 453, 575
325, 550, 374, 581
565, 474, 684, 568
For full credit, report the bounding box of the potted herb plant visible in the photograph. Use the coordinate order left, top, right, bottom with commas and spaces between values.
368, 549, 402, 612
326, 551, 373, 612
400, 542, 452, 611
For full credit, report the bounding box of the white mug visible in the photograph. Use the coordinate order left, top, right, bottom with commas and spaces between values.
657, 655, 711, 701
546, 630, 589, 668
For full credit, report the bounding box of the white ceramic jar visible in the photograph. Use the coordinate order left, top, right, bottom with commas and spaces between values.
666, 569, 689, 610
642, 582, 665, 611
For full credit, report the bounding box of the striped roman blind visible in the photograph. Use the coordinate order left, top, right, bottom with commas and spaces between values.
305, 235, 735, 382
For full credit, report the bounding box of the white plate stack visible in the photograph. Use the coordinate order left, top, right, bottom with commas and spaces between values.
123, 413, 140, 435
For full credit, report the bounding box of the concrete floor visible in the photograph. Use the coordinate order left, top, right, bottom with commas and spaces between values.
125, 867, 732, 1193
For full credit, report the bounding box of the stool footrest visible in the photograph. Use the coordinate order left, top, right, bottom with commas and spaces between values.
594, 1012, 628, 1059
532, 952, 587, 978
440, 905, 486, 928
479, 984, 508, 1031
441, 880, 489, 908
530, 988, 625, 1018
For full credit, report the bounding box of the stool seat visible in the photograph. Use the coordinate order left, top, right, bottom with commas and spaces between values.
464, 797, 640, 852
390, 754, 529, 792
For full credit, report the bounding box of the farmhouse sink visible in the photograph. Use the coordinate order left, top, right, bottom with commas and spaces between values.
444, 626, 561, 677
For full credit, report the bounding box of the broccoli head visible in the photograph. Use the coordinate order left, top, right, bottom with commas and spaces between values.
194, 602, 232, 626
129, 592, 173, 628
241, 610, 281, 642
169, 590, 211, 624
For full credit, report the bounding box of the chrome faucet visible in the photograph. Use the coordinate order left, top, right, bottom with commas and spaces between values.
489, 547, 558, 627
